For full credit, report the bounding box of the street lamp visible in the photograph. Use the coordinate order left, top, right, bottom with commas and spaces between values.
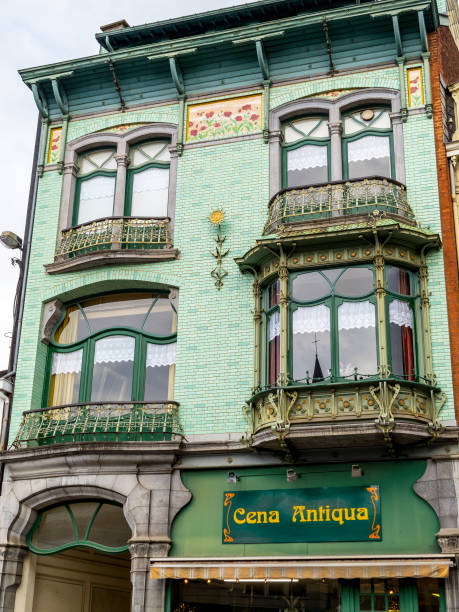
0, 231, 22, 251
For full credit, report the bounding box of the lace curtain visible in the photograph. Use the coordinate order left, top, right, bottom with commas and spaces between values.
389, 300, 413, 328
131, 167, 169, 217
146, 342, 177, 368
338, 301, 375, 330
268, 311, 280, 341
78, 175, 115, 224
347, 135, 390, 162
293, 304, 330, 334
287, 145, 328, 172
94, 336, 135, 364
51, 349, 83, 375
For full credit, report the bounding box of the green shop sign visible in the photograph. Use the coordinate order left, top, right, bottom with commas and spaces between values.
223, 486, 381, 544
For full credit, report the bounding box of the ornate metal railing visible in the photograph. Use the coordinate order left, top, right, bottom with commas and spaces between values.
246, 379, 445, 439
13, 401, 182, 447
55, 217, 172, 260
264, 177, 414, 234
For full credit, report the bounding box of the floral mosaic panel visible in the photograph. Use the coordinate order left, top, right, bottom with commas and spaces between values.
187, 94, 262, 142
97, 123, 150, 134
308, 89, 355, 99
47, 127, 62, 164
407, 67, 424, 108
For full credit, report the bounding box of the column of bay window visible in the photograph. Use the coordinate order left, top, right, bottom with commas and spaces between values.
374, 252, 390, 378
419, 260, 435, 384
112, 153, 129, 251
279, 257, 289, 387
58, 162, 79, 231
253, 280, 262, 392
328, 107, 342, 182
390, 112, 406, 184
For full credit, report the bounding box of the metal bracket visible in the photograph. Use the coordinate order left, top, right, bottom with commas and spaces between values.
106, 59, 126, 112
169, 56, 185, 96
322, 19, 335, 76
30, 83, 48, 119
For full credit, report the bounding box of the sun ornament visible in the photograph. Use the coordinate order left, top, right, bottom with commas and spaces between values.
209, 209, 225, 225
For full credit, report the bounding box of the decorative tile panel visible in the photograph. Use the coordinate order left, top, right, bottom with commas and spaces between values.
47, 127, 62, 164
186, 94, 262, 142
407, 67, 424, 108
307, 89, 356, 99
97, 122, 150, 134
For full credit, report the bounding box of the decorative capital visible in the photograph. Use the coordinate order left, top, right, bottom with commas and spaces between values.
328, 121, 343, 136
389, 111, 403, 126
269, 129, 283, 144
63, 161, 79, 177
436, 528, 459, 553
114, 153, 130, 168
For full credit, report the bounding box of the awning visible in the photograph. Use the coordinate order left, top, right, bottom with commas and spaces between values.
150, 555, 453, 580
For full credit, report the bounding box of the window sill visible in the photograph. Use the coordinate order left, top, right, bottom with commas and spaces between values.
46, 216, 179, 273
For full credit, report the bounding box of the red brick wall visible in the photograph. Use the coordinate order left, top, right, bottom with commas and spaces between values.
428, 27, 459, 421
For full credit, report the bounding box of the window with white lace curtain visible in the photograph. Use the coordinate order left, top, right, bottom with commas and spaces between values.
46, 291, 177, 406
342, 108, 393, 180
74, 149, 117, 225
282, 116, 330, 188
263, 264, 419, 386
127, 140, 170, 218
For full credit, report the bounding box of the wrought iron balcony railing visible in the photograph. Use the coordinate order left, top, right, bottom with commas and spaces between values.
246, 379, 445, 440
55, 216, 172, 261
264, 177, 415, 235
13, 401, 182, 448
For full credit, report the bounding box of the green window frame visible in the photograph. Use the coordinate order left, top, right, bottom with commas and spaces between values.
126, 140, 171, 218
27, 500, 129, 555
281, 116, 331, 189
73, 148, 117, 226
341, 107, 395, 180
43, 291, 177, 407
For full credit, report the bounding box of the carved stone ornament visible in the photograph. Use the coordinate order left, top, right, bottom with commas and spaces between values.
436, 528, 459, 554
41, 299, 63, 344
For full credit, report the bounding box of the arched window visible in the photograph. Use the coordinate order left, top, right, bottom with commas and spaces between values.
127, 140, 170, 218
46, 291, 177, 407
27, 501, 130, 554
74, 148, 117, 225
342, 107, 393, 180
282, 116, 330, 188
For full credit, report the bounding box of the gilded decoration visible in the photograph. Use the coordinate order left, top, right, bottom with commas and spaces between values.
407, 67, 424, 108
306, 88, 356, 99
47, 127, 62, 164
96, 122, 150, 134
186, 94, 262, 142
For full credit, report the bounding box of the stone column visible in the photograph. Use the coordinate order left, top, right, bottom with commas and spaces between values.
269, 130, 283, 197
328, 120, 343, 182
278, 256, 289, 387
390, 112, 406, 185
58, 161, 79, 231
0, 545, 27, 612
129, 541, 170, 612
253, 279, 262, 393
113, 153, 130, 217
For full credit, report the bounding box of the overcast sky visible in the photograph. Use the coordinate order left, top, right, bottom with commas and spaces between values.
0, 0, 250, 371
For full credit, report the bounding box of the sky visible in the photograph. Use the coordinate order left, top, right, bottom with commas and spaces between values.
0, 0, 250, 371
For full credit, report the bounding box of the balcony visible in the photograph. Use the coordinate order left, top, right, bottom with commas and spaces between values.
245, 379, 451, 451
12, 401, 182, 448
264, 177, 415, 235
45, 216, 179, 273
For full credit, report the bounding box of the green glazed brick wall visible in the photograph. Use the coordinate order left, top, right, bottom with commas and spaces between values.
10, 64, 454, 440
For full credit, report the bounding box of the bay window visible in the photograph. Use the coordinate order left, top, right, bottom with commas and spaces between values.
264, 264, 420, 386
46, 291, 177, 407
127, 140, 170, 217
74, 148, 117, 225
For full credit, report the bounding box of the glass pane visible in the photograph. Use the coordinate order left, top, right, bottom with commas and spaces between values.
322, 268, 342, 283
48, 349, 83, 406
347, 135, 391, 179
82, 293, 155, 333
77, 175, 115, 224
338, 301, 377, 377
287, 144, 328, 187
143, 297, 176, 335
335, 267, 374, 296
344, 115, 364, 135
131, 167, 169, 217
31, 506, 75, 549
87, 149, 115, 168
131, 141, 170, 165
268, 311, 280, 386
374, 595, 386, 610
417, 579, 441, 612
292, 305, 331, 382
292, 271, 330, 301
268, 279, 280, 308
390, 300, 415, 380
387, 266, 411, 295
54, 305, 88, 344
144, 365, 171, 401
88, 503, 131, 548
91, 336, 135, 402
360, 595, 372, 609
69, 502, 100, 539
372, 110, 391, 129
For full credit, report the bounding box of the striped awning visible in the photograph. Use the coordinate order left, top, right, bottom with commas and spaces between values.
150, 556, 452, 580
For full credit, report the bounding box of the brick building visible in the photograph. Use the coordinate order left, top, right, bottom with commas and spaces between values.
1, 1, 459, 611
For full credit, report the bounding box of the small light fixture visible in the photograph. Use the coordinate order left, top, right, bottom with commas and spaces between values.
351, 464, 363, 478
0, 231, 22, 251
184, 579, 189, 584
227, 471, 239, 483
286, 469, 298, 482
206, 579, 211, 584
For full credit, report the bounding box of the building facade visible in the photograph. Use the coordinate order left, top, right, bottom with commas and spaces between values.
1, 1, 459, 611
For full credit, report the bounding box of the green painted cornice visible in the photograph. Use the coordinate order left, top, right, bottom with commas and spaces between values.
19, 0, 435, 84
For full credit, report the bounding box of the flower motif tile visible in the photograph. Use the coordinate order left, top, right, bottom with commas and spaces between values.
47, 127, 62, 164
187, 94, 262, 142
407, 67, 424, 107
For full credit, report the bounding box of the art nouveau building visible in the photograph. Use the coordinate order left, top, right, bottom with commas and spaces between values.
1, 1, 459, 611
